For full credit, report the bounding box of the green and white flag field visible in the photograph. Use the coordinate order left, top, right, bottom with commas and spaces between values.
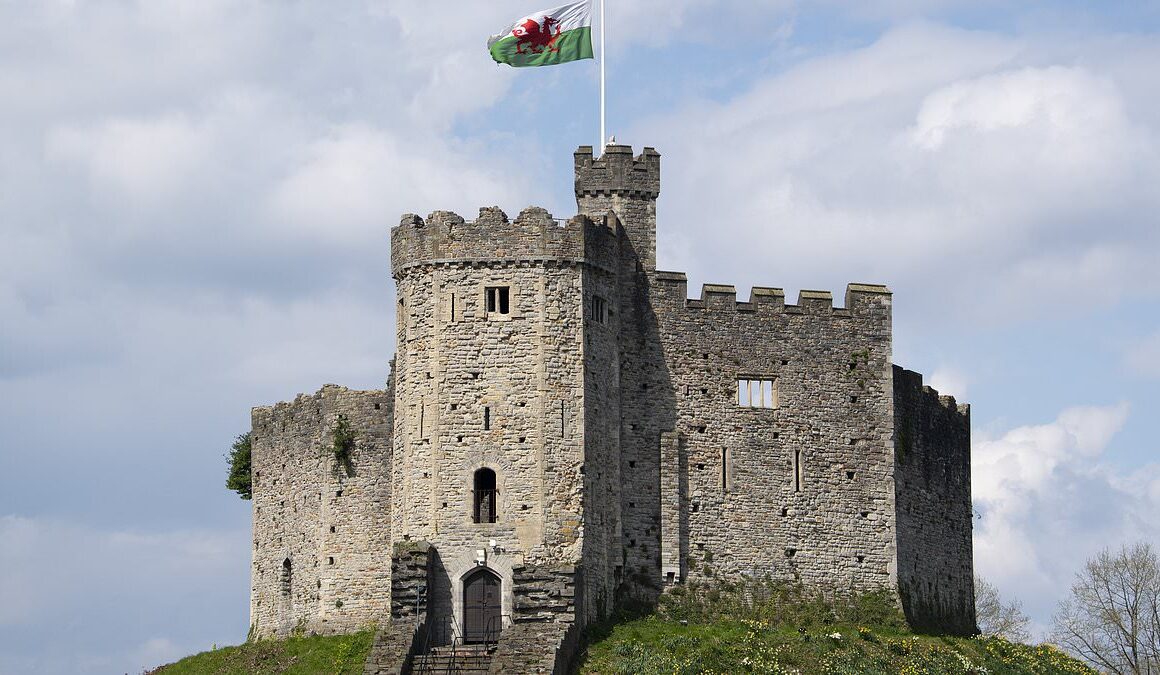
488, 1, 594, 68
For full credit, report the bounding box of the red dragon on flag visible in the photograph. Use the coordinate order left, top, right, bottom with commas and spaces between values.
512, 15, 562, 54
488, 1, 593, 68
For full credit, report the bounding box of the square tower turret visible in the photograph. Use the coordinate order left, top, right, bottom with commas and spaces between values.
574, 145, 661, 272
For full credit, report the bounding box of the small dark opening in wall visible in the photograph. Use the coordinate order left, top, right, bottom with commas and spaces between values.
451, 403, 458, 410
317, 580, 321, 589
579, 465, 585, 474
696, 463, 704, 470
849, 362, 857, 370
781, 359, 789, 365
860, 511, 870, 518
850, 395, 858, 403
521, 504, 528, 511
703, 353, 709, 359
785, 548, 796, 558
519, 436, 526, 443
773, 432, 779, 439
700, 388, 707, 395
442, 502, 447, 508
697, 543, 704, 550
426, 372, 432, 379
629, 502, 635, 508
696, 425, 706, 433
629, 539, 636, 547
629, 461, 636, 468
857, 555, 865, 563
846, 471, 856, 479
483, 407, 491, 430
423, 472, 429, 478
692, 502, 700, 513
781, 507, 789, 517
328, 557, 335, 565
666, 571, 675, 583
473, 468, 498, 523
457, 435, 464, 442
336, 490, 342, 497
471, 372, 479, 379
849, 438, 857, 445
330, 525, 336, 533
374, 403, 381, 410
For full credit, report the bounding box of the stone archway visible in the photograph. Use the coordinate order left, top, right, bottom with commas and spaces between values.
462, 567, 502, 643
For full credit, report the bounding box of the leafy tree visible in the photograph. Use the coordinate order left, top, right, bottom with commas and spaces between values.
975, 575, 1032, 642
225, 432, 252, 500
1052, 542, 1160, 674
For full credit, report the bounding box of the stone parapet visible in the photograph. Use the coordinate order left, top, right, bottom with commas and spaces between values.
390, 207, 618, 277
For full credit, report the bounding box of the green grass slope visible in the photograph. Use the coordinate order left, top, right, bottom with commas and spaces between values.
147, 630, 373, 675
580, 618, 1095, 675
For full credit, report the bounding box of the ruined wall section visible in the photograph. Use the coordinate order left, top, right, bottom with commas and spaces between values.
651, 278, 897, 593
390, 206, 617, 633
892, 367, 975, 635
250, 384, 393, 637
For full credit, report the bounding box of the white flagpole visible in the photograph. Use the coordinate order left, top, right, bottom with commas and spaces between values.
599, 0, 606, 155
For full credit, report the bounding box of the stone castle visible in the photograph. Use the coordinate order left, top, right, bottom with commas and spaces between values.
248, 145, 975, 673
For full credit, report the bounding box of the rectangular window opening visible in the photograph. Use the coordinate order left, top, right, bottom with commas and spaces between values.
450, 292, 456, 322
485, 286, 510, 315
793, 449, 803, 493
483, 406, 491, 431
737, 377, 778, 409
591, 295, 608, 324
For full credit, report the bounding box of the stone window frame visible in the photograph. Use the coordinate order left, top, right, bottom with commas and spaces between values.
483, 285, 512, 320
737, 376, 778, 409
468, 464, 504, 526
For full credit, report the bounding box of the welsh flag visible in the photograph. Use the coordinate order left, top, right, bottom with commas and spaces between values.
488, 1, 594, 68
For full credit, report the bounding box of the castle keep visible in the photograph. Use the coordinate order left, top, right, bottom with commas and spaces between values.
248, 145, 975, 672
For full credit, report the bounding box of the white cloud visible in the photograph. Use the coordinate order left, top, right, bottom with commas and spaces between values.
971, 403, 1160, 638
634, 24, 1160, 322
928, 366, 968, 399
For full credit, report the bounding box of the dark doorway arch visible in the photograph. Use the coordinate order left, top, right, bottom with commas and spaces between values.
473, 468, 497, 523
462, 567, 501, 643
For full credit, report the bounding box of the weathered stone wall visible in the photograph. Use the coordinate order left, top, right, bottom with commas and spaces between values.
893, 366, 975, 634
488, 621, 578, 675
390, 205, 619, 638
249, 384, 393, 637
649, 278, 898, 593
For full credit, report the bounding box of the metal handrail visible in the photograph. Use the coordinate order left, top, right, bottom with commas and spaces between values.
483, 613, 511, 652
416, 615, 464, 673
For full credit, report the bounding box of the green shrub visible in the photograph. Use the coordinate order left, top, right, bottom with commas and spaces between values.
225, 432, 252, 500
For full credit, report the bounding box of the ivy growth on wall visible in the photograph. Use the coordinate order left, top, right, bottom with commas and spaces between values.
332, 414, 356, 463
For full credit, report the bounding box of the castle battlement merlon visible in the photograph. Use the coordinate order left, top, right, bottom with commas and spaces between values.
654, 272, 890, 317
390, 205, 619, 276
573, 144, 661, 198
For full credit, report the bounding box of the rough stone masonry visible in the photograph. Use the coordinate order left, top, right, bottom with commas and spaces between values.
248, 145, 976, 672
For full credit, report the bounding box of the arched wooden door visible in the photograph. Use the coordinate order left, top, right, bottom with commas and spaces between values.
462, 568, 501, 643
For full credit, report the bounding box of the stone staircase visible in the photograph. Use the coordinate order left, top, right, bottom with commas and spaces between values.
412, 644, 494, 674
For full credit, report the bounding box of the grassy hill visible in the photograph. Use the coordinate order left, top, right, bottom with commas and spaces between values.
146, 630, 373, 675
149, 581, 1096, 675
580, 617, 1095, 674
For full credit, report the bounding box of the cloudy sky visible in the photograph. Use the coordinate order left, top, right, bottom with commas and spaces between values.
2, 1, 1159, 672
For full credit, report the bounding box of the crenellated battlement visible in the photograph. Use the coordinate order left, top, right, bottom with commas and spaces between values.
574, 144, 661, 198
389, 205, 620, 277
652, 271, 891, 318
